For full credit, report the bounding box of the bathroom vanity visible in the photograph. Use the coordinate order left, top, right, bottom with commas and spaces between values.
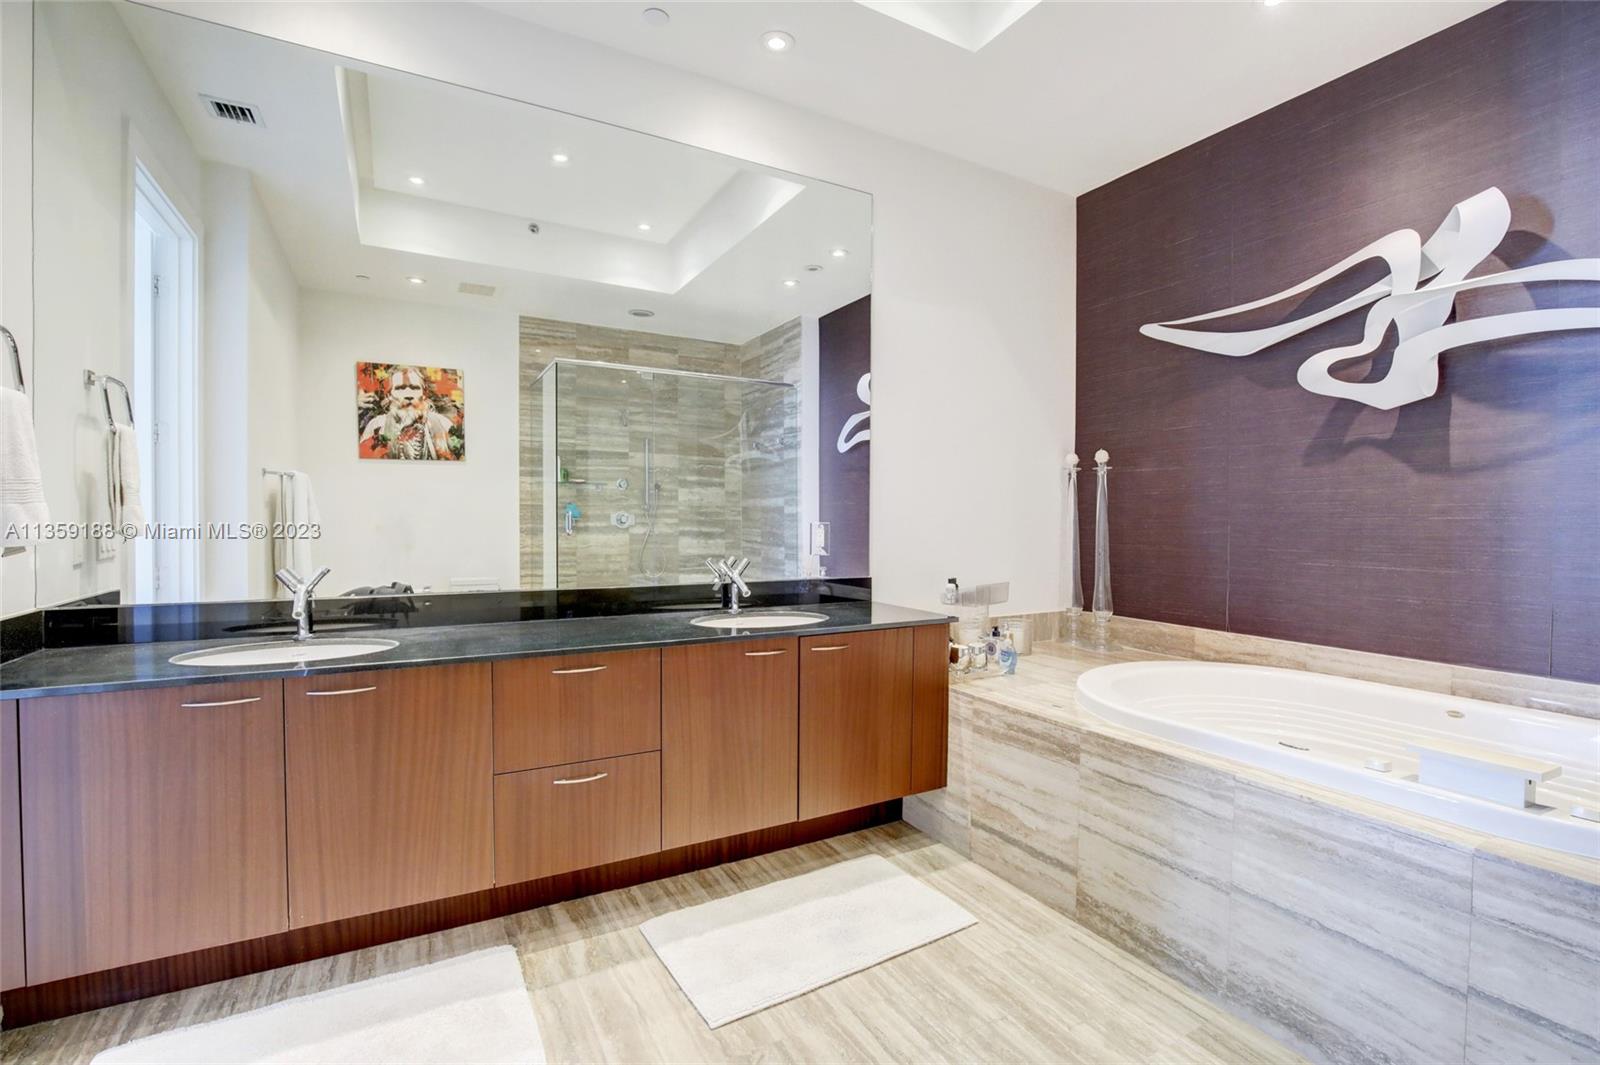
0, 604, 949, 1019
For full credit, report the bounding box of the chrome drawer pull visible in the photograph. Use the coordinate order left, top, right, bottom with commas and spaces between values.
180, 696, 262, 708
552, 772, 609, 785
304, 685, 378, 697
551, 665, 607, 675
809, 645, 849, 652
744, 649, 788, 657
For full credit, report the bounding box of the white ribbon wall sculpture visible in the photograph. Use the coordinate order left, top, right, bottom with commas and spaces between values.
1139, 187, 1600, 409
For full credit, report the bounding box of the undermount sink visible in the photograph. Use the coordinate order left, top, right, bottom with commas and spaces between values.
169, 638, 399, 668
690, 611, 830, 631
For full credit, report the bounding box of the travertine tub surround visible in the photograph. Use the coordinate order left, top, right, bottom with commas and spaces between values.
907, 622, 1600, 1065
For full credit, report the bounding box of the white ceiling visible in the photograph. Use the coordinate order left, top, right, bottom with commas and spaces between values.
364, 74, 740, 244
481, 0, 1491, 194
115, 3, 873, 344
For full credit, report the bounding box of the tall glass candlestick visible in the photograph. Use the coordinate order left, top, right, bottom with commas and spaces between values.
1092, 450, 1113, 638
1063, 453, 1083, 639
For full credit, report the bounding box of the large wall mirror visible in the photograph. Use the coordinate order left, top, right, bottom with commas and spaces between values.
27, 1, 871, 609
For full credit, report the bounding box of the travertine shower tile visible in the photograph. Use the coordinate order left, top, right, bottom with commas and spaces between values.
1076, 732, 1234, 997
1225, 779, 1473, 1065
967, 704, 1082, 916
1465, 849, 1600, 1064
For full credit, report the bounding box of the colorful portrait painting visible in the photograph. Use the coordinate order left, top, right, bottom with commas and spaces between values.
356, 363, 465, 461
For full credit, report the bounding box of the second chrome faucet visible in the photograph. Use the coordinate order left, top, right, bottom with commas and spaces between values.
274, 565, 332, 641
705, 556, 751, 614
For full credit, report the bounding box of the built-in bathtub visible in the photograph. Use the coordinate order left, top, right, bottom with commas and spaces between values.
1076, 660, 1600, 858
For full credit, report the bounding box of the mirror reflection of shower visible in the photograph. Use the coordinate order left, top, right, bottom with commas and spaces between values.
639, 435, 662, 581
532, 358, 799, 590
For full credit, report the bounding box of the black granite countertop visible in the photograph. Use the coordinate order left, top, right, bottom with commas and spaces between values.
0, 600, 952, 700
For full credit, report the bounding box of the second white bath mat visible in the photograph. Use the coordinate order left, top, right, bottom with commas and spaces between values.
91, 945, 545, 1064
640, 854, 976, 1028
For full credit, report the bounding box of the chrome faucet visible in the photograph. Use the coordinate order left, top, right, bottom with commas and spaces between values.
274, 566, 332, 642
705, 556, 751, 614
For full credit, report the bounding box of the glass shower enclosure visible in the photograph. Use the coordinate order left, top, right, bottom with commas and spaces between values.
529, 360, 800, 589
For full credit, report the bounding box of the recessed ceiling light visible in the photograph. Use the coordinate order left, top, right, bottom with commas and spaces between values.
782, 278, 799, 288
550, 152, 570, 165
355, 273, 370, 281
804, 264, 823, 272
761, 30, 794, 53
642, 6, 670, 26
637, 222, 652, 232
628, 308, 656, 318
406, 276, 426, 285
830, 247, 849, 258
407, 175, 425, 186
1262, 0, 1282, 6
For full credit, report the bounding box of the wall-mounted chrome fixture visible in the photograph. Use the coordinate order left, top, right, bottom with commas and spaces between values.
1, 325, 23, 393
1092, 450, 1112, 639
84, 369, 134, 428
1141, 187, 1600, 409
1062, 452, 1083, 627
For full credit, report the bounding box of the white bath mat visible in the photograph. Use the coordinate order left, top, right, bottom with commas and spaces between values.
640, 854, 976, 1028
92, 945, 545, 1064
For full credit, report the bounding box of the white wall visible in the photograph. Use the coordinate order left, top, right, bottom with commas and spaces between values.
0, 1, 36, 616
202, 163, 303, 599
156, 1, 1076, 614
31, 0, 206, 608
295, 290, 520, 595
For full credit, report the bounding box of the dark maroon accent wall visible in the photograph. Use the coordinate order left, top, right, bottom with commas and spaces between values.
1075, 2, 1598, 682
819, 295, 872, 578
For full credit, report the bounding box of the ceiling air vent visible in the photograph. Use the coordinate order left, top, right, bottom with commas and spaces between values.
458, 282, 497, 298
201, 95, 261, 126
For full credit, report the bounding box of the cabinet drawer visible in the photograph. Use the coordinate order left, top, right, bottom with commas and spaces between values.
662, 637, 798, 849
21, 680, 288, 983
494, 751, 661, 884
799, 627, 914, 820
493, 648, 661, 773
284, 663, 493, 927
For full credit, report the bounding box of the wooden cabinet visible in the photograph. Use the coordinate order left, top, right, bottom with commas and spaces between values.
2, 700, 24, 990
661, 637, 799, 849
798, 627, 914, 820
19, 681, 288, 984
285, 664, 492, 927
493, 648, 660, 773
3, 619, 948, 993
909, 624, 952, 793
494, 752, 660, 883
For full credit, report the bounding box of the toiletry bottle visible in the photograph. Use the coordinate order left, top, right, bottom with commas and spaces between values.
941, 578, 960, 606
998, 632, 1018, 675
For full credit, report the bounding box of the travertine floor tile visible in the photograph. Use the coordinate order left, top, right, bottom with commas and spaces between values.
1, 824, 1301, 1065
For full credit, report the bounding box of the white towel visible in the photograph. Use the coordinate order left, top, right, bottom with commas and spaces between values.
1, 388, 49, 555
107, 424, 145, 532
274, 469, 320, 576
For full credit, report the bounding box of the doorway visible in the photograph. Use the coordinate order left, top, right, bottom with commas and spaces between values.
130, 161, 199, 601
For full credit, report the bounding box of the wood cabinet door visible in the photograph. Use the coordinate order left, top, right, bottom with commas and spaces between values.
20, 681, 288, 984
494, 752, 660, 884
798, 627, 914, 819
493, 648, 660, 773
661, 637, 798, 849
2, 700, 24, 990
909, 624, 952, 793
285, 663, 492, 927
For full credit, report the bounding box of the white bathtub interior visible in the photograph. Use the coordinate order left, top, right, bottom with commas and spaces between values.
1075, 661, 1600, 858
